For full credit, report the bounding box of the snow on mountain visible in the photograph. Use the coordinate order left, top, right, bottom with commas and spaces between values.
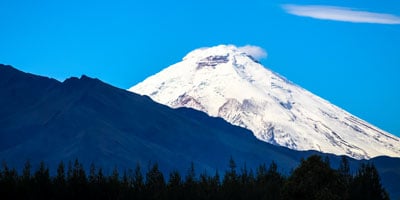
129, 45, 400, 159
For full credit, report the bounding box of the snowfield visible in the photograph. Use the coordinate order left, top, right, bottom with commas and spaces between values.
130, 45, 400, 159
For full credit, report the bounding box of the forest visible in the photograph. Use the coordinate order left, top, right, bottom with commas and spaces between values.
0, 155, 390, 200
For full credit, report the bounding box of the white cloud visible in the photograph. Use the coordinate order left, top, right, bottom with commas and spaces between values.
237, 45, 268, 60
282, 4, 400, 24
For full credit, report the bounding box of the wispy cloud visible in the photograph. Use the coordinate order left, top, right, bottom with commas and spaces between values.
282, 4, 400, 24
238, 45, 267, 60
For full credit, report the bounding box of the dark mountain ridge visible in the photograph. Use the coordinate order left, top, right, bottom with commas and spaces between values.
0, 64, 302, 171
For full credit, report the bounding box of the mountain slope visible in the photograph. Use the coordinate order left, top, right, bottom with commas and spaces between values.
130, 45, 400, 159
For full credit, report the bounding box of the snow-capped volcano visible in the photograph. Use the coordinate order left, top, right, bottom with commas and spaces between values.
129, 45, 400, 159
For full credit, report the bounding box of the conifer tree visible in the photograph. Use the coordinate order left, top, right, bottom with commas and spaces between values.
168, 170, 183, 200
54, 161, 67, 200
338, 156, 352, 199
18, 160, 32, 199
210, 170, 221, 200
132, 163, 144, 199
265, 161, 285, 200
88, 162, 96, 184
283, 155, 343, 200
184, 162, 198, 200
145, 163, 165, 200
1, 162, 18, 199
21, 160, 31, 181
239, 163, 257, 199
350, 163, 389, 200
96, 168, 107, 199
108, 166, 121, 199
121, 169, 132, 199
33, 161, 51, 199
222, 157, 240, 200
0, 162, 18, 199
198, 171, 210, 200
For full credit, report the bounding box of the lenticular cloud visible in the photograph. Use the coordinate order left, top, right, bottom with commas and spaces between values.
283, 4, 400, 24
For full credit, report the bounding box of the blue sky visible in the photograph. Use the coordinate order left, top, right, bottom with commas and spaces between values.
1, 0, 399, 136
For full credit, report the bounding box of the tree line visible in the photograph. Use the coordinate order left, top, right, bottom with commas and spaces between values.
0, 155, 390, 200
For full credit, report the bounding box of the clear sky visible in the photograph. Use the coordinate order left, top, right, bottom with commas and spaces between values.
1, 0, 399, 136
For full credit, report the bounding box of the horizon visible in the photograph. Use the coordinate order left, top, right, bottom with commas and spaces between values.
1, 0, 399, 136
